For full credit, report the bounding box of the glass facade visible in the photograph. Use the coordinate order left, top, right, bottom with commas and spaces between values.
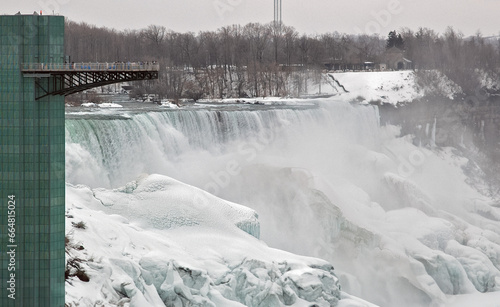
0, 15, 65, 306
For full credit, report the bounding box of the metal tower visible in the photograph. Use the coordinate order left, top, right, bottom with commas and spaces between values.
274, 0, 282, 26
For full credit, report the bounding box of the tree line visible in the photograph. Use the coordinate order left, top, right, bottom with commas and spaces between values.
64, 19, 500, 100
399, 27, 500, 94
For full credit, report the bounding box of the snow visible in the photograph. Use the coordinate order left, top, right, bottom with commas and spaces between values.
80, 102, 124, 108
91, 174, 260, 237
301, 70, 461, 105
65, 174, 368, 306
197, 97, 317, 106
160, 100, 180, 108
98, 102, 123, 108
331, 71, 421, 105
81, 102, 97, 107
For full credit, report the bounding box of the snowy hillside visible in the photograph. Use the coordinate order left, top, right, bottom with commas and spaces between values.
64, 175, 373, 307
331, 71, 421, 104
304, 70, 462, 105
203, 70, 461, 106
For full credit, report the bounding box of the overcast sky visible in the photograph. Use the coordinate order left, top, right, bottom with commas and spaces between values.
3, 0, 500, 37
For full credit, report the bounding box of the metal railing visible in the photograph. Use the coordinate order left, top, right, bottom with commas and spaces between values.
21, 62, 160, 72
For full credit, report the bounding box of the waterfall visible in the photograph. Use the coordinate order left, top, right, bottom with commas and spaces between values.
65, 101, 380, 188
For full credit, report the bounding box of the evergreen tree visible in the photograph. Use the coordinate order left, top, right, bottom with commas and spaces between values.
386, 30, 405, 50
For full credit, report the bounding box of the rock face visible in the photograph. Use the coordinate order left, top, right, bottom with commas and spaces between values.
377, 69, 500, 157
378, 95, 500, 192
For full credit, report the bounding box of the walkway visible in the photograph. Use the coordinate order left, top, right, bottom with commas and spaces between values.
22, 62, 159, 72
22, 62, 160, 99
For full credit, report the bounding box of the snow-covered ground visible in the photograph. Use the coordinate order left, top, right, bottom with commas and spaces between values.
98, 102, 124, 108
322, 70, 461, 105
329, 71, 421, 104
80, 102, 124, 108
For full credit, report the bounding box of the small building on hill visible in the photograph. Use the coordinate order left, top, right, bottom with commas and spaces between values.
380, 47, 413, 70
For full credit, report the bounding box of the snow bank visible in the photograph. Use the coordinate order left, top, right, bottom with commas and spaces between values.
322, 70, 462, 105
98, 102, 123, 108
80, 102, 124, 108
329, 71, 421, 105
198, 97, 316, 106
91, 174, 260, 238
160, 100, 180, 108
65, 174, 368, 307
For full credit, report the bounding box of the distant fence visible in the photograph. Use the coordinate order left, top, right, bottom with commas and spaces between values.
22, 62, 160, 72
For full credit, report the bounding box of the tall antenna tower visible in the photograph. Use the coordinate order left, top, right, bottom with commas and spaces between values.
274, 0, 282, 26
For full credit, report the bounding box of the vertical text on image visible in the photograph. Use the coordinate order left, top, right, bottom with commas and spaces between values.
6, 195, 17, 300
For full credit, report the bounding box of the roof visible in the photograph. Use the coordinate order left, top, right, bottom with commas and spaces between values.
385, 46, 404, 54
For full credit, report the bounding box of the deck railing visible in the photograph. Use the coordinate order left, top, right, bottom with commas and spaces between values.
22, 62, 160, 72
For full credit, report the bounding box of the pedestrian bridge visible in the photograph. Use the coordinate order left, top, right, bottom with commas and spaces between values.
22, 62, 159, 100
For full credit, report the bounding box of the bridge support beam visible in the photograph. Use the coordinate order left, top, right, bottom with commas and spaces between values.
22, 63, 159, 100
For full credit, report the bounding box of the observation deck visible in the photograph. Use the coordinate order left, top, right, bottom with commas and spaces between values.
22, 62, 159, 99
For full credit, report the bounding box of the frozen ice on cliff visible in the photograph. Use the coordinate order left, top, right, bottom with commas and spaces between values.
65, 174, 371, 306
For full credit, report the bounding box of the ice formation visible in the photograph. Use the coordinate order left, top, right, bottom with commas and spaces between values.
65, 175, 373, 307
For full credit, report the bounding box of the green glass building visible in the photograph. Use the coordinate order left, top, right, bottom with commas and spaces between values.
0, 15, 65, 306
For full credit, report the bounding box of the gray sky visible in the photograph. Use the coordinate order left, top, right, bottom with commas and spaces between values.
3, 0, 500, 37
